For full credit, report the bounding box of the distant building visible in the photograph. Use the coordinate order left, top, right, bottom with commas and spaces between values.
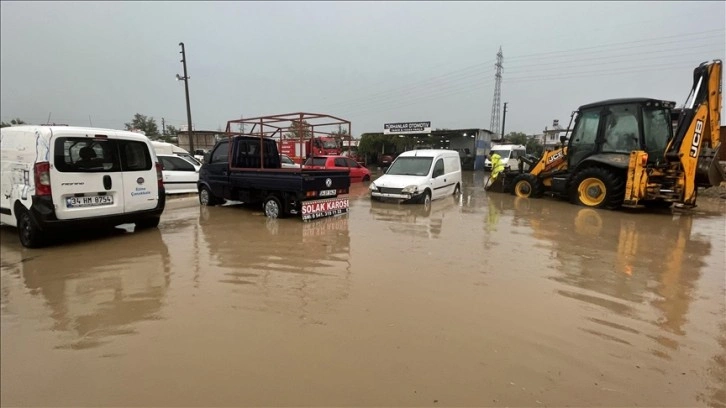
176, 130, 223, 154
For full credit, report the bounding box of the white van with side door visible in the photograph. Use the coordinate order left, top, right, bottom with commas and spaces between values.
369, 149, 462, 205
0, 126, 166, 248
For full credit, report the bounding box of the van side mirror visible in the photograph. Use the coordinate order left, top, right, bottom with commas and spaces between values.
203, 152, 211, 164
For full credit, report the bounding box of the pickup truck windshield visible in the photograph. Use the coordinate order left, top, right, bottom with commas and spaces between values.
386, 157, 433, 176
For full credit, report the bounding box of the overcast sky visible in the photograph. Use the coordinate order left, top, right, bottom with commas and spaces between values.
1, 1, 724, 136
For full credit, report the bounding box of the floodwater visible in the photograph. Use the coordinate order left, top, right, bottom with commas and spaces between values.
1, 172, 725, 407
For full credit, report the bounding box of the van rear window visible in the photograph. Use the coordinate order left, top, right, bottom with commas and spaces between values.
54, 138, 152, 173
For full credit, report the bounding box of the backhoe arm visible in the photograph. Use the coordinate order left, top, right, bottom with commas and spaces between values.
666, 60, 723, 204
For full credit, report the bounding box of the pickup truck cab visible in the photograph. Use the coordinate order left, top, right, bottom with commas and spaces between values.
198, 136, 351, 220
304, 155, 371, 183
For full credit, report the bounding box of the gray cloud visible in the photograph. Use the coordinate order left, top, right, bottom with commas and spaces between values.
2, 1, 724, 135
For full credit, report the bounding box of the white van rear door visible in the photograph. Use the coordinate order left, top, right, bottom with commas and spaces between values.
51, 136, 125, 220
119, 139, 159, 213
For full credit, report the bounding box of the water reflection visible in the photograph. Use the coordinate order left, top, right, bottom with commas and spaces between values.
509, 200, 714, 353
199, 205, 351, 322
15, 228, 171, 350
369, 196, 460, 239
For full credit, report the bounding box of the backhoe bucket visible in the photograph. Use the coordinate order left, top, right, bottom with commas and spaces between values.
698, 142, 726, 187
485, 175, 506, 193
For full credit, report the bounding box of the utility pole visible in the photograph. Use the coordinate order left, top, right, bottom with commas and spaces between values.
501, 102, 508, 139
161, 117, 166, 137
178, 42, 194, 153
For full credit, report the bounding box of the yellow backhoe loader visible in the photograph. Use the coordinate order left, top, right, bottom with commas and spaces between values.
501, 60, 724, 209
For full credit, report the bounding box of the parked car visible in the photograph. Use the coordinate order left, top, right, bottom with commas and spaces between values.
198, 136, 351, 220
303, 155, 371, 183
157, 154, 200, 194
380, 154, 395, 167
151, 141, 201, 167
0, 126, 165, 247
280, 154, 298, 169
369, 149, 462, 206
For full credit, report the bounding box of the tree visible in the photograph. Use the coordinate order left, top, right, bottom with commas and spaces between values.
358, 132, 411, 162
284, 119, 312, 139
165, 125, 179, 137
1, 118, 26, 128
124, 114, 159, 138
504, 131, 543, 157
155, 125, 179, 143
505, 131, 528, 145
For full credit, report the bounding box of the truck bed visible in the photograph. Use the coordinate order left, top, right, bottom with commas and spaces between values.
227, 168, 350, 193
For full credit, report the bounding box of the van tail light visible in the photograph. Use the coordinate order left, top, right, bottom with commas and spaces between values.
155, 162, 164, 189
34, 162, 52, 196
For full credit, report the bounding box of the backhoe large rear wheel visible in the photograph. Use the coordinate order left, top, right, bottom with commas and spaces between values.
570, 167, 625, 210
511, 174, 544, 198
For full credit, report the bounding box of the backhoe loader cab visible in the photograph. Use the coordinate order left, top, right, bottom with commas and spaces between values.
567, 98, 675, 170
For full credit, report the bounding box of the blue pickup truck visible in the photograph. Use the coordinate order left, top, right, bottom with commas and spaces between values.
197, 135, 351, 220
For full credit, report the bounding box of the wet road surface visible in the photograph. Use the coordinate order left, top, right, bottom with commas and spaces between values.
2, 172, 725, 407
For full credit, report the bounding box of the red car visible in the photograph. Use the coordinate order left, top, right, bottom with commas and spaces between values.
304, 155, 371, 183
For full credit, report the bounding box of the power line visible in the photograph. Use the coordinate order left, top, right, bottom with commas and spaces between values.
323, 68, 493, 113
507, 60, 703, 82
507, 28, 724, 61
323, 49, 719, 115
321, 59, 495, 110
320, 30, 723, 114
506, 42, 724, 73
337, 79, 495, 117
339, 60, 704, 120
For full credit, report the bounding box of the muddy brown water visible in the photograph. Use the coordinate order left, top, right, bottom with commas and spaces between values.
2, 172, 725, 407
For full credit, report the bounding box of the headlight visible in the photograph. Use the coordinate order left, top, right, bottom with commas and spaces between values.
402, 185, 418, 194
369, 183, 378, 191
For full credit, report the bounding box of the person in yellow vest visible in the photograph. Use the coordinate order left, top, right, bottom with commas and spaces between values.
486, 151, 505, 190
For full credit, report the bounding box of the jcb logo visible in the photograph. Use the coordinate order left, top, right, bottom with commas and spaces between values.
547, 151, 564, 164
689, 120, 703, 158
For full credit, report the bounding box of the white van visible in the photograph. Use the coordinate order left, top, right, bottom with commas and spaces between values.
484, 144, 527, 171
0, 126, 165, 248
151, 141, 201, 167
369, 149, 462, 205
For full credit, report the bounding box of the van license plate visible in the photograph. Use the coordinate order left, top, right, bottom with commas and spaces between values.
319, 189, 336, 197
66, 195, 113, 208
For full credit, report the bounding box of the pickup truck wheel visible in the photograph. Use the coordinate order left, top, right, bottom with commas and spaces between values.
17, 209, 45, 248
263, 195, 283, 219
199, 186, 221, 206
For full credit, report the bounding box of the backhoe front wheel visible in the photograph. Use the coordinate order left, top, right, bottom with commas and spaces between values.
511, 174, 544, 198
570, 167, 625, 210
